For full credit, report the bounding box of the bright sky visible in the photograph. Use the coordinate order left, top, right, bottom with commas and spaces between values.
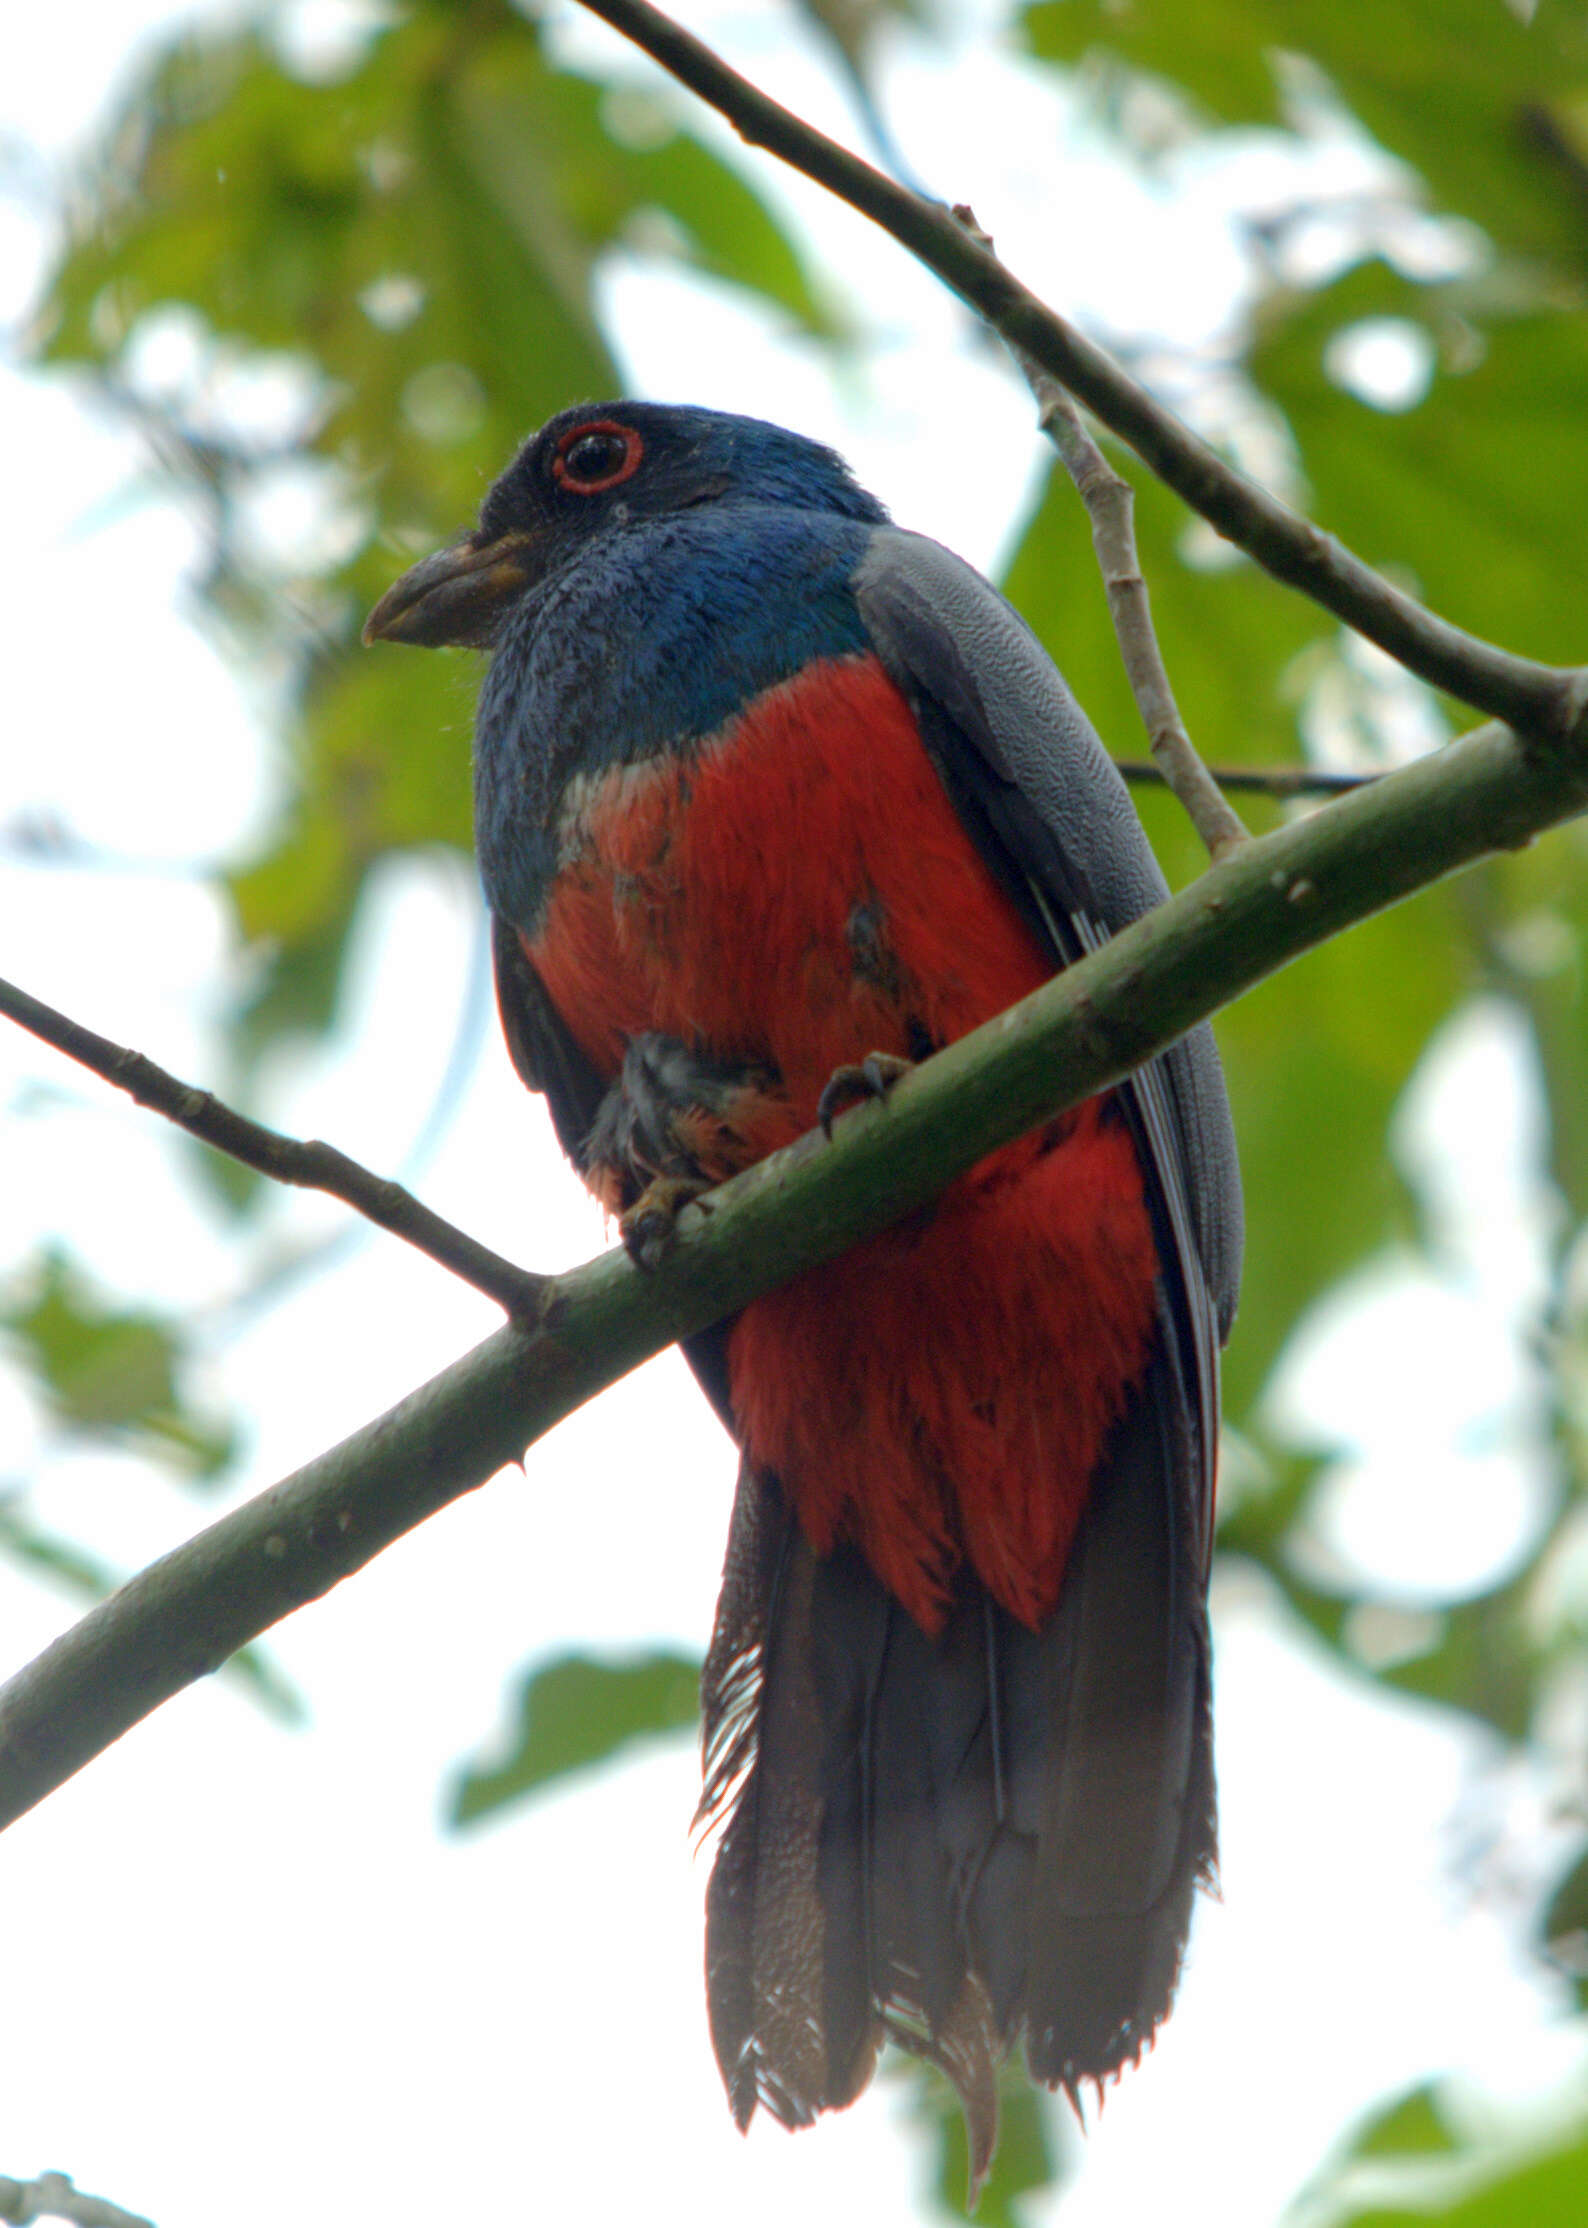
1, 4, 1583, 2226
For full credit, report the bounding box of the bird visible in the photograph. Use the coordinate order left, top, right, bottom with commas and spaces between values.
364, 400, 1243, 2183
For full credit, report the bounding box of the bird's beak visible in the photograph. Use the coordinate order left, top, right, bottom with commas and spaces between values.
362, 529, 543, 650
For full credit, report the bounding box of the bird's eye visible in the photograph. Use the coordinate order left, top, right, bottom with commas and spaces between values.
552, 421, 644, 494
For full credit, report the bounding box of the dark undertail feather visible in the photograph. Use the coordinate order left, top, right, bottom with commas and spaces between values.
700, 1336, 1215, 2185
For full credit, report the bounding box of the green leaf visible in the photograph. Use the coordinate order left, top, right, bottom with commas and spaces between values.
966, 2082, 1060, 2227
2, 1250, 234, 1478
1003, 458, 1474, 1418
222, 1640, 309, 1724
1372, 1595, 1532, 1739
1001, 461, 1327, 780
1021, 0, 1588, 270
1251, 259, 1588, 673
1349, 2084, 1461, 2161
1425, 847, 1588, 1224
447, 1648, 701, 1826
1014, 13, 1588, 699
1342, 2125, 1588, 2228
39, 0, 827, 614
797, 0, 927, 85
522, 71, 835, 338
1220, 1427, 1562, 1742
36, 0, 833, 1080
1258, 1550, 1542, 1741
1217, 886, 1467, 1420
223, 638, 478, 1072
0, 1490, 124, 1600
896, 2058, 1067, 2225
1215, 1442, 1327, 1563
1543, 1843, 1588, 1960
1023, 0, 1286, 134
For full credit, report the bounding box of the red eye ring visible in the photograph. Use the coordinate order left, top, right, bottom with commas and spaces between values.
552, 419, 645, 494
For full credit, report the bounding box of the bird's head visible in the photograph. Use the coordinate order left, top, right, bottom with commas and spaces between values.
362, 401, 887, 651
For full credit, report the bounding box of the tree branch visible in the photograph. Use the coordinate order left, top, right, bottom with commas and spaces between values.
1115, 761, 1374, 797
950, 195, 1247, 856
575, 0, 1588, 746
3, 712, 1585, 1835
1017, 341, 1250, 858
0, 976, 544, 1321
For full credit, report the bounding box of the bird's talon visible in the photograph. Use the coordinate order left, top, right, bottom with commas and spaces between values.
619, 1174, 708, 1268
818, 1052, 914, 1137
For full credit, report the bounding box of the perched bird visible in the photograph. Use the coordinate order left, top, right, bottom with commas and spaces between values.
365, 401, 1242, 2179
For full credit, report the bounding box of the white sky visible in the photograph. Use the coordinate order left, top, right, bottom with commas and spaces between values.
1, 4, 1583, 2226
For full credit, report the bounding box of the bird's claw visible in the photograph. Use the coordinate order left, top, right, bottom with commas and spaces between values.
619, 1173, 710, 1270
818, 1052, 914, 1138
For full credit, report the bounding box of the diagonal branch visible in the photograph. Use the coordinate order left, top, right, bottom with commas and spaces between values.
574, 0, 1588, 748
0, 976, 545, 1320
3, 710, 1586, 1835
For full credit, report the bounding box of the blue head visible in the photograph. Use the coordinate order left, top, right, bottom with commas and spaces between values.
364, 401, 889, 649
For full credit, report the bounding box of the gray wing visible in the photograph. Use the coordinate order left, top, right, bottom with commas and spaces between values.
853, 524, 1243, 1561
702, 527, 1248, 2131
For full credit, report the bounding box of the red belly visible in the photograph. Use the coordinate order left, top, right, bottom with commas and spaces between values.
525, 652, 1158, 1631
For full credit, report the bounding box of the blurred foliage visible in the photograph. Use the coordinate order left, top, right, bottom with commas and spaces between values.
37, 0, 829, 1077
0, 1490, 125, 1604
914, 2059, 1066, 2223
2, 1248, 234, 1477
1343, 2123, 1588, 2228
12, 0, 1588, 2218
447, 1645, 701, 1824
1005, 466, 1472, 1415
1296, 2087, 1588, 2228
793, 0, 931, 188
1023, 0, 1588, 270
0, 1253, 298, 1716
1250, 258, 1588, 669
1544, 1841, 1588, 2002
1349, 2085, 1461, 2160
1004, 5, 1588, 2221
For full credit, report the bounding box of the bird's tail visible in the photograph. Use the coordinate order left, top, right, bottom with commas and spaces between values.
698, 1339, 1215, 2187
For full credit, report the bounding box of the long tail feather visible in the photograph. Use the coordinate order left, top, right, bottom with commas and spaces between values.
701, 1332, 1215, 2165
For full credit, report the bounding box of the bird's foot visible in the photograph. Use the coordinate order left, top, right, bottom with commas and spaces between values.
586, 1034, 791, 1261
618, 1174, 711, 1272
818, 1052, 914, 1138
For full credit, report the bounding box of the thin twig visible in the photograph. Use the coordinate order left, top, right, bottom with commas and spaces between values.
0, 976, 544, 1321
1011, 325, 1248, 858
1115, 761, 1375, 797
951, 198, 1247, 859
574, 0, 1588, 748
4, 711, 1588, 1834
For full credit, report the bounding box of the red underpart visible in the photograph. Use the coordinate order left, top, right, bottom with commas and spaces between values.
525, 652, 1159, 1633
